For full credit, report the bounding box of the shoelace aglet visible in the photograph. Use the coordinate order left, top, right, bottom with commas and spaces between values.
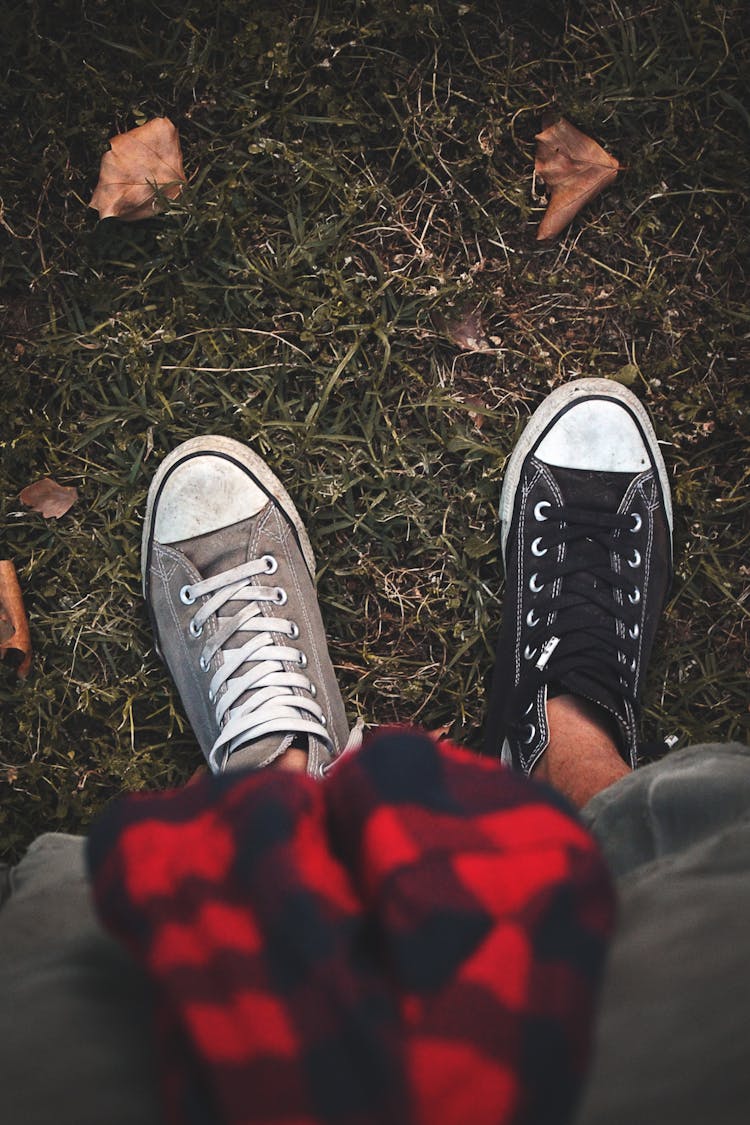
535, 635, 560, 672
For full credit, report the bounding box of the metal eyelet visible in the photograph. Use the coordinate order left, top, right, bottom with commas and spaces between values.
298, 652, 308, 668
628, 549, 642, 568
523, 644, 537, 661
208, 689, 215, 702
629, 623, 640, 639
522, 723, 536, 745
526, 608, 540, 628
309, 682, 317, 698
180, 585, 196, 605
531, 537, 548, 557
274, 587, 288, 606
534, 501, 550, 522
288, 622, 300, 639
189, 618, 203, 638
524, 700, 535, 716
320, 713, 327, 726
529, 573, 545, 593
262, 555, 278, 574
628, 587, 641, 605
199, 655, 209, 671
630, 513, 642, 533
630, 657, 637, 672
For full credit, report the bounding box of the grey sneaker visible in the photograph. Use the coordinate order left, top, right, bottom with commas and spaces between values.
141, 436, 359, 776
484, 378, 673, 774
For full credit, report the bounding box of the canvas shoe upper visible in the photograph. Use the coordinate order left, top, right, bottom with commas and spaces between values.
484, 378, 673, 774
141, 436, 359, 777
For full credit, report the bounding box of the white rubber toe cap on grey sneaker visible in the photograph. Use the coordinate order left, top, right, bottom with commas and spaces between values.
153, 456, 270, 545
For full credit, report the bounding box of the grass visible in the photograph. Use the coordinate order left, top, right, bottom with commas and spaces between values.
1, 0, 748, 860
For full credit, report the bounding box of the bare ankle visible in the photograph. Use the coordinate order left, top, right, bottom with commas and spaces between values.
533, 694, 630, 808
272, 746, 309, 774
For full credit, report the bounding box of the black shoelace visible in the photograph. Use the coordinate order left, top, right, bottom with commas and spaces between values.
513, 502, 644, 722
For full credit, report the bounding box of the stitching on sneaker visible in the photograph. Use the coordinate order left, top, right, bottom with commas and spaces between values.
281, 518, 333, 753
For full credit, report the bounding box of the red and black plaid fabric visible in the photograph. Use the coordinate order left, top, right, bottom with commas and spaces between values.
87, 728, 614, 1125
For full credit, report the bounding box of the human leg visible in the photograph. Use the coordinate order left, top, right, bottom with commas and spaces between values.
1, 429, 618, 1125
574, 742, 750, 1125
84, 435, 615, 1125
0, 833, 161, 1125
324, 727, 615, 1125
0, 432, 360, 1125
483, 381, 750, 1124
87, 725, 614, 1125
581, 739, 750, 876
535, 695, 631, 807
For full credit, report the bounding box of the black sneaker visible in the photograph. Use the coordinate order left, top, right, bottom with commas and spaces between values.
484, 378, 673, 774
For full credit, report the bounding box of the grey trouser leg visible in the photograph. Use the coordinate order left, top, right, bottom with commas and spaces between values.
575, 742, 750, 1125
0, 833, 162, 1125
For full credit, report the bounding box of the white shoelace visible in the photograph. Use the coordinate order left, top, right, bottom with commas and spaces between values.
180, 554, 333, 772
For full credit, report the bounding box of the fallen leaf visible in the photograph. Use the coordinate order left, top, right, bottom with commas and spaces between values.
90, 117, 186, 221
20, 478, 78, 518
0, 561, 32, 679
447, 308, 492, 352
464, 393, 487, 431
534, 117, 620, 241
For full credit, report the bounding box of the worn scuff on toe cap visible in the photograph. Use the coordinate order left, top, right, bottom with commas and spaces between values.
154, 456, 270, 545
535, 399, 650, 472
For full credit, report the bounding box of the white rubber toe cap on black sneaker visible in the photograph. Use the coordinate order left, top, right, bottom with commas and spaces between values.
535, 399, 652, 472
500, 379, 673, 559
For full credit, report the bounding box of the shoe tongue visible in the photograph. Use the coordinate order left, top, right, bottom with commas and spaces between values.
538, 465, 634, 751
542, 465, 635, 600
225, 732, 297, 773
176, 514, 259, 581
176, 513, 266, 626
541, 464, 637, 511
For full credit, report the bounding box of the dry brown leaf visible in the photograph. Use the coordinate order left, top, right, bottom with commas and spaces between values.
0, 561, 32, 679
90, 117, 186, 221
535, 118, 620, 241
464, 394, 487, 431
20, 477, 78, 518
447, 308, 492, 352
